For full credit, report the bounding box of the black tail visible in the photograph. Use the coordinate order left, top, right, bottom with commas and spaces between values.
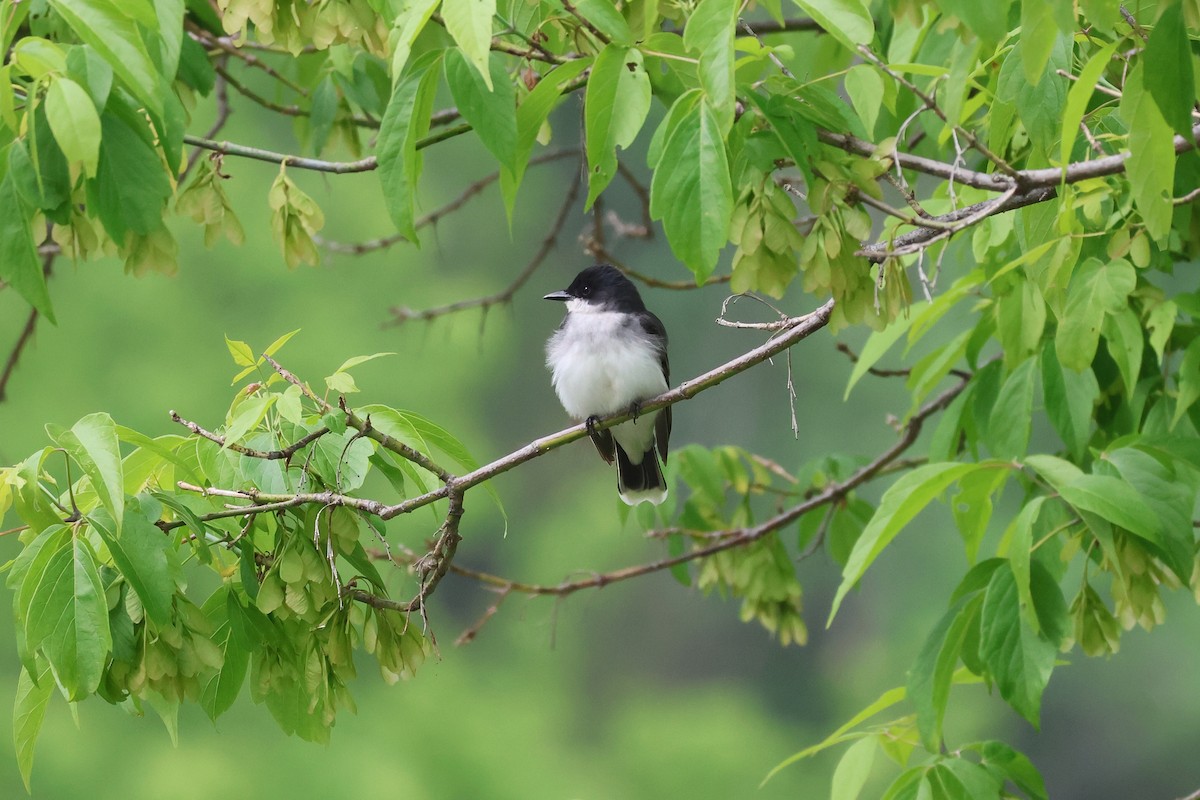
615, 444, 667, 506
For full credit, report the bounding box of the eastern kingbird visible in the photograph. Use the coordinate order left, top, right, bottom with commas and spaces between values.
544, 265, 672, 506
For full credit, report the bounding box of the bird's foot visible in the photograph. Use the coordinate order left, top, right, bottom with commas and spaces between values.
628, 400, 643, 421
585, 415, 602, 435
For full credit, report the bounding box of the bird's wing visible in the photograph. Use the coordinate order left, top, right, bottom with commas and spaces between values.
590, 427, 616, 465
640, 311, 671, 462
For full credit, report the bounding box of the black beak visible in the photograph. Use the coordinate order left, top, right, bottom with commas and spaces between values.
543, 290, 572, 301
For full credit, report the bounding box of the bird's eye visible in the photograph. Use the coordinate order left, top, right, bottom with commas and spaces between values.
579, 284, 592, 296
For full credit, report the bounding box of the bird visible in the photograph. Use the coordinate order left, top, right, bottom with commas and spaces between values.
544, 264, 672, 506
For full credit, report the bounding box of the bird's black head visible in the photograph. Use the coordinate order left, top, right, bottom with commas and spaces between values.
543, 265, 646, 311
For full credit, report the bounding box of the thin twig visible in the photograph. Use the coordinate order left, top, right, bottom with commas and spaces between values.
388, 164, 584, 324
0, 243, 54, 402
320, 149, 579, 254
169, 410, 331, 459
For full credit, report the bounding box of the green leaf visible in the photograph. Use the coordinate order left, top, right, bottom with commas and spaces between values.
986, 358, 1037, 460
1054, 258, 1136, 371
48, 0, 162, 116
23, 535, 112, 699
967, 740, 1048, 800
92, 108, 173, 240
13, 663, 53, 792
388, 0, 439, 79
584, 45, 651, 207
1005, 497, 1045, 632
0, 169, 55, 322
683, 0, 736, 133
649, 97, 732, 280
223, 394, 275, 447
440, 0, 496, 89
52, 412, 124, 530
937, 0, 1008, 43
445, 49, 517, 170
572, 0, 633, 43
1120, 62, 1176, 241
377, 51, 442, 243
789, 0, 873, 52
89, 501, 180, 627
1103, 447, 1194, 582
1172, 336, 1200, 428
502, 56, 592, 213
1060, 41, 1117, 169
1058, 474, 1164, 551
909, 594, 979, 751
979, 565, 1055, 726
1040, 340, 1098, 459
829, 463, 982, 624
224, 335, 256, 367
831, 736, 877, 800
199, 588, 249, 721
1019, 0, 1059, 85
764, 685, 907, 782
1101, 306, 1143, 400
44, 77, 101, 177
844, 307, 921, 398
1146, 299, 1176, 365
1145, 1, 1196, 137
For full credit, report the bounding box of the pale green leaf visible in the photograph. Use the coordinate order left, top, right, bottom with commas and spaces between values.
832, 736, 877, 800
45, 78, 101, 177
789, 0, 873, 52
1060, 42, 1117, 169
225, 335, 256, 367
684, 0, 736, 132
52, 413, 124, 531
1054, 258, 1135, 371
377, 51, 442, 243
389, 0, 439, 79
584, 45, 651, 207
1101, 306, 1143, 400
440, 0, 496, 89
1059, 474, 1163, 548
13, 663, 53, 792
986, 358, 1037, 460
223, 394, 275, 447
829, 463, 981, 624
1120, 62, 1176, 241
844, 306, 922, 399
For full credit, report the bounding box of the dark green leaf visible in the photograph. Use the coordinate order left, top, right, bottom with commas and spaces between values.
445, 48, 516, 170
1103, 446, 1194, 581
1059, 474, 1165, 554
1055, 258, 1136, 371
1101, 306, 1144, 400
89, 500, 180, 627
979, 565, 1055, 726
0, 166, 55, 322
1144, 1, 1196, 137
199, 588, 249, 721
91, 107, 172, 240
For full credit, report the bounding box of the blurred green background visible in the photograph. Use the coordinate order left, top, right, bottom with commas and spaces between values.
2, 94, 1199, 800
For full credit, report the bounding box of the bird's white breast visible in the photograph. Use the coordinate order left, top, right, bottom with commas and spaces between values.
546, 305, 668, 421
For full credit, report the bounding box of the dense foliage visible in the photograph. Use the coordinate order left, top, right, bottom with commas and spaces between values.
2, 0, 1199, 797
